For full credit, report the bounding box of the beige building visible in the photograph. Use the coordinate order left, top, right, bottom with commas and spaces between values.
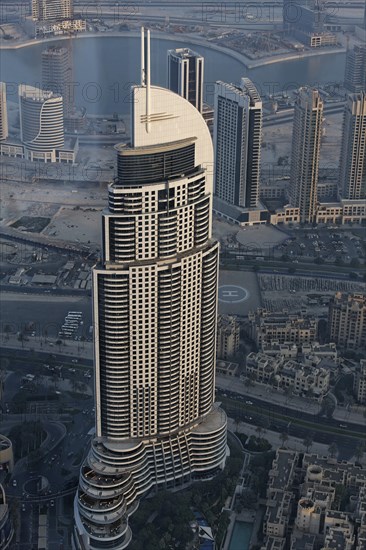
354, 359, 366, 405
328, 293, 366, 350
289, 88, 323, 224
249, 309, 318, 349
217, 315, 240, 360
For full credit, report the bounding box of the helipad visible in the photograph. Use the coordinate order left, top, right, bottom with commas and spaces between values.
218, 285, 250, 304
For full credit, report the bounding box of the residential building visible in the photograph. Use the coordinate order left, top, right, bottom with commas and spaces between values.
167, 48, 204, 113
262, 450, 366, 550
73, 29, 227, 550
213, 78, 262, 208
328, 292, 366, 350
0, 485, 14, 550
344, 45, 366, 93
248, 309, 318, 348
42, 46, 74, 118
32, 0, 73, 21
339, 92, 366, 201
354, 359, 366, 405
245, 351, 330, 397
289, 88, 323, 223
19, 85, 64, 162
217, 315, 240, 360
0, 83, 8, 141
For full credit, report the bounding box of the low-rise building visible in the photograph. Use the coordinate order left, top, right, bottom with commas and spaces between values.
249, 309, 318, 349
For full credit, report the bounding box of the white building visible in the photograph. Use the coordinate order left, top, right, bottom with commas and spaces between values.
19, 85, 64, 162
73, 29, 227, 550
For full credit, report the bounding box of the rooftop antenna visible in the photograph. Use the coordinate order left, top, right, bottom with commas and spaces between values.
140, 27, 151, 133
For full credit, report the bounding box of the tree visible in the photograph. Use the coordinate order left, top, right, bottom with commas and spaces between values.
328, 442, 338, 458
56, 339, 62, 352
355, 442, 365, 463
4, 325, 11, 340
280, 432, 289, 448
302, 435, 313, 453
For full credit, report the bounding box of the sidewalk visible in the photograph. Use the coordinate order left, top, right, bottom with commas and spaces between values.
217, 374, 366, 427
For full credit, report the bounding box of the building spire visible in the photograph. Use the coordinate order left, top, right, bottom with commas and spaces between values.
140, 27, 151, 132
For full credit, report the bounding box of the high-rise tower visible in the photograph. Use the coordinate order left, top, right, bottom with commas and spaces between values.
73, 29, 227, 550
213, 78, 262, 208
289, 87, 323, 224
344, 45, 366, 93
42, 46, 74, 118
167, 48, 204, 113
339, 92, 366, 200
0, 83, 8, 141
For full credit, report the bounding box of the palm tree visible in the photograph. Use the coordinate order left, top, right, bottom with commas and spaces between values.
328, 442, 338, 459
302, 435, 313, 453
355, 442, 365, 463
280, 432, 289, 448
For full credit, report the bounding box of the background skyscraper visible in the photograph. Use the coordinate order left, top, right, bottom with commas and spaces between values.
32, 0, 73, 21
289, 87, 323, 224
0, 83, 8, 141
344, 45, 366, 93
339, 92, 366, 200
19, 85, 64, 162
213, 78, 262, 208
42, 46, 74, 118
167, 48, 204, 113
73, 29, 226, 550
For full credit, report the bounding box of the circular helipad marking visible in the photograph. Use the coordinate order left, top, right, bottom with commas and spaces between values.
218, 285, 249, 303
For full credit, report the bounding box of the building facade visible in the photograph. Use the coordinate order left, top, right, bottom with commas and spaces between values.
73, 29, 227, 550
19, 85, 64, 162
339, 92, 366, 201
42, 46, 74, 118
167, 48, 204, 113
217, 315, 240, 360
344, 45, 366, 93
32, 0, 73, 21
289, 87, 323, 224
249, 309, 318, 348
328, 292, 366, 350
0, 83, 8, 141
213, 78, 262, 208
354, 359, 366, 405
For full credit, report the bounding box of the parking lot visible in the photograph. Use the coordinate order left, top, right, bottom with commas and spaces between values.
274, 227, 364, 266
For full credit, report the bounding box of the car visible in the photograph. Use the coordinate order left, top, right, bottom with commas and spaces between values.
50, 500, 55, 507
246, 400, 253, 405
12, 479, 17, 487
22, 504, 26, 512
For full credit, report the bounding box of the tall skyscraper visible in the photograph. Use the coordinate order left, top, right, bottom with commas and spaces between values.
167, 48, 204, 113
213, 78, 262, 208
289, 87, 323, 224
0, 82, 8, 141
32, 0, 73, 21
42, 46, 74, 118
344, 45, 366, 93
73, 29, 227, 550
339, 92, 366, 200
19, 85, 64, 162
